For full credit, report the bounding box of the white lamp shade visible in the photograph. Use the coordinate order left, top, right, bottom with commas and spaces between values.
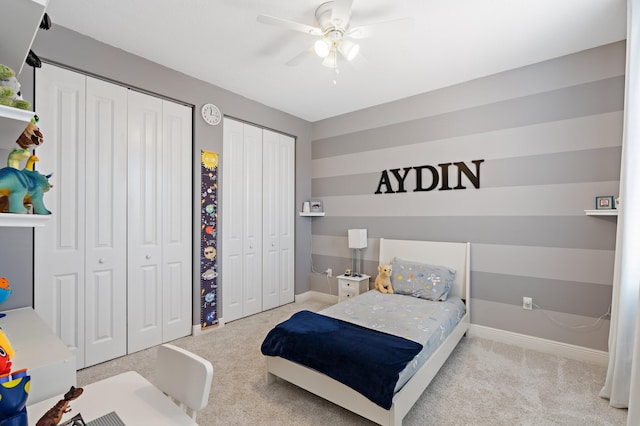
314, 39, 331, 58
338, 40, 360, 61
348, 229, 368, 249
322, 53, 337, 68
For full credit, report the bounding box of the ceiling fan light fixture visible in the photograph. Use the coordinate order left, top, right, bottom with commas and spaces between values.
314, 38, 332, 58
322, 53, 337, 68
338, 40, 360, 61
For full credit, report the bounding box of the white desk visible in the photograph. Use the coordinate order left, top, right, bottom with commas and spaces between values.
27, 371, 197, 426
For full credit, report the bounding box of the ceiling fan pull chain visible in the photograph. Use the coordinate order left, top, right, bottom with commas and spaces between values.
333, 48, 339, 85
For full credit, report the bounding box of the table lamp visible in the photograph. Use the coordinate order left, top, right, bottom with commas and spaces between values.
348, 229, 367, 276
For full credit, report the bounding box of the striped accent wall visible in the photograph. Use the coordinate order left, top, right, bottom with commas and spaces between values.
309, 41, 625, 351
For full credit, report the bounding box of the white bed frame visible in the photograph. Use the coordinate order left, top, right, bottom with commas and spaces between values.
265, 239, 471, 426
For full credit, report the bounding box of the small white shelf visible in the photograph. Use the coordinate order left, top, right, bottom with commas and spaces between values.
299, 212, 325, 217
0, 213, 51, 227
0, 0, 48, 75
585, 209, 618, 216
0, 105, 34, 149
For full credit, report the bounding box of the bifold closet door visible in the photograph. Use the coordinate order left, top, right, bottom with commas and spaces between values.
34, 64, 128, 368
262, 129, 295, 310
127, 91, 192, 353
222, 118, 263, 322
83, 78, 128, 366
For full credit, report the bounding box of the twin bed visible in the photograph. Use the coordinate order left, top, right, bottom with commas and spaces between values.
261, 239, 471, 426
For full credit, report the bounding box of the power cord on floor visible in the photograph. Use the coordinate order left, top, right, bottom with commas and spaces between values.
533, 303, 611, 330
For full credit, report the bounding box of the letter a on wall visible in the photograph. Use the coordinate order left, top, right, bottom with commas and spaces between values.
200, 150, 219, 329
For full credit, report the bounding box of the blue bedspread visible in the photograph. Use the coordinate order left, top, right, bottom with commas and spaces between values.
261, 310, 423, 409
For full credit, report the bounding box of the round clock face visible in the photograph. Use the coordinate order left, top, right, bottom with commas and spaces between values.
201, 103, 221, 126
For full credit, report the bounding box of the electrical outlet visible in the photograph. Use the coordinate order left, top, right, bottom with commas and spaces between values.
325, 268, 332, 277
523, 296, 533, 310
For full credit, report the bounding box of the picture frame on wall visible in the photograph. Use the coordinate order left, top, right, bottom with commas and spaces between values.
310, 200, 323, 213
595, 196, 615, 210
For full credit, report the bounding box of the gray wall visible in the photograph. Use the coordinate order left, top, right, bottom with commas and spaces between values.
1, 25, 314, 323
309, 42, 625, 351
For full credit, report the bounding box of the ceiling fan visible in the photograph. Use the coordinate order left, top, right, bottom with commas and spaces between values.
257, 0, 405, 69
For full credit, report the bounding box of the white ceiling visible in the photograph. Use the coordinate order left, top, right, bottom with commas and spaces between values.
45, 0, 627, 122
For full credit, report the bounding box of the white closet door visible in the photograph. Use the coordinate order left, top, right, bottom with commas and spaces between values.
262, 130, 295, 310
222, 118, 263, 322
127, 90, 164, 353
242, 123, 263, 317
34, 64, 87, 368
161, 100, 193, 342
222, 119, 245, 322
83, 77, 128, 367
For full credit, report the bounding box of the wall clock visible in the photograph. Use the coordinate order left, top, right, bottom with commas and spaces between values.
201, 103, 221, 126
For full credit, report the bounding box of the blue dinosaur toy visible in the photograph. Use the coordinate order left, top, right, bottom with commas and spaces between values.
0, 167, 52, 215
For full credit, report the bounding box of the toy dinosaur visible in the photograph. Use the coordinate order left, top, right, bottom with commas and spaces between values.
6, 149, 30, 169
25, 155, 39, 171
0, 167, 52, 214
36, 386, 83, 426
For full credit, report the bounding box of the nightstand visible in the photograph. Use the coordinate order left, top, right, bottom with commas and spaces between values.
337, 274, 370, 302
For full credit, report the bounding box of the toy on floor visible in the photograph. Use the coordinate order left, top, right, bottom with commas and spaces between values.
375, 264, 394, 293
36, 386, 83, 426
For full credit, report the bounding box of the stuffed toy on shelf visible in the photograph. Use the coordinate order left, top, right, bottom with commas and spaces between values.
0, 65, 30, 111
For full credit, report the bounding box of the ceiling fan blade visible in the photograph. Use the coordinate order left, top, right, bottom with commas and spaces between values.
285, 47, 315, 66
257, 14, 323, 36
347, 17, 413, 39
331, 0, 353, 28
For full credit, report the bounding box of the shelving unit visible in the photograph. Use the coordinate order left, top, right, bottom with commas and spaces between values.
0, 213, 50, 227
0, 0, 48, 76
585, 209, 618, 216
0, 0, 49, 227
0, 105, 34, 149
299, 212, 325, 217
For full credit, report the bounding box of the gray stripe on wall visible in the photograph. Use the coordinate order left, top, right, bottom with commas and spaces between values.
312, 77, 624, 160
312, 216, 616, 250
471, 271, 611, 319
471, 299, 609, 351
312, 147, 622, 197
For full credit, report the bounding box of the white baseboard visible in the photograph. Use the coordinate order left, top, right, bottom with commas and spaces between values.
192, 318, 224, 336
468, 324, 608, 366
295, 291, 338, 305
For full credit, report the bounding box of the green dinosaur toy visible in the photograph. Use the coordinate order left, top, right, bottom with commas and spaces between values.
0, 65, 31, 110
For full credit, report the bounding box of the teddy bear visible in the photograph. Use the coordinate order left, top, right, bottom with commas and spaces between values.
375, 264, 394, 293
0, 64, 30, 110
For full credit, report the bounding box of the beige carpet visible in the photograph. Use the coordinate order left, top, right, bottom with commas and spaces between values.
77, 299, 627, 426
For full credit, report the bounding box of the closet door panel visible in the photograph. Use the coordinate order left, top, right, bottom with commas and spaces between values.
262, 131, 280, 310
242, 124, 263, 317
262, 130, 295, 307
34, 64, 87, 368
161, 100, 192, 341
278, 133, 295, 304
222, 118, 245, 322
83, 77, 128, 367
127, 90, 163, 352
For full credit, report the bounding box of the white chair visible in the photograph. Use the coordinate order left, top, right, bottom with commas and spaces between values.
154, 344, 214, 421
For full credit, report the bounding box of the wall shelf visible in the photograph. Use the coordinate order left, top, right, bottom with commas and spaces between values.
585, 209, 618, 216
0, 105, 34, 149
0, 213, 50, 227
0, 0, 48, 76
299, 212, 325, 217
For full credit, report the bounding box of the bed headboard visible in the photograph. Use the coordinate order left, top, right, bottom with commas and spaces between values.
378, 239, 471, 301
